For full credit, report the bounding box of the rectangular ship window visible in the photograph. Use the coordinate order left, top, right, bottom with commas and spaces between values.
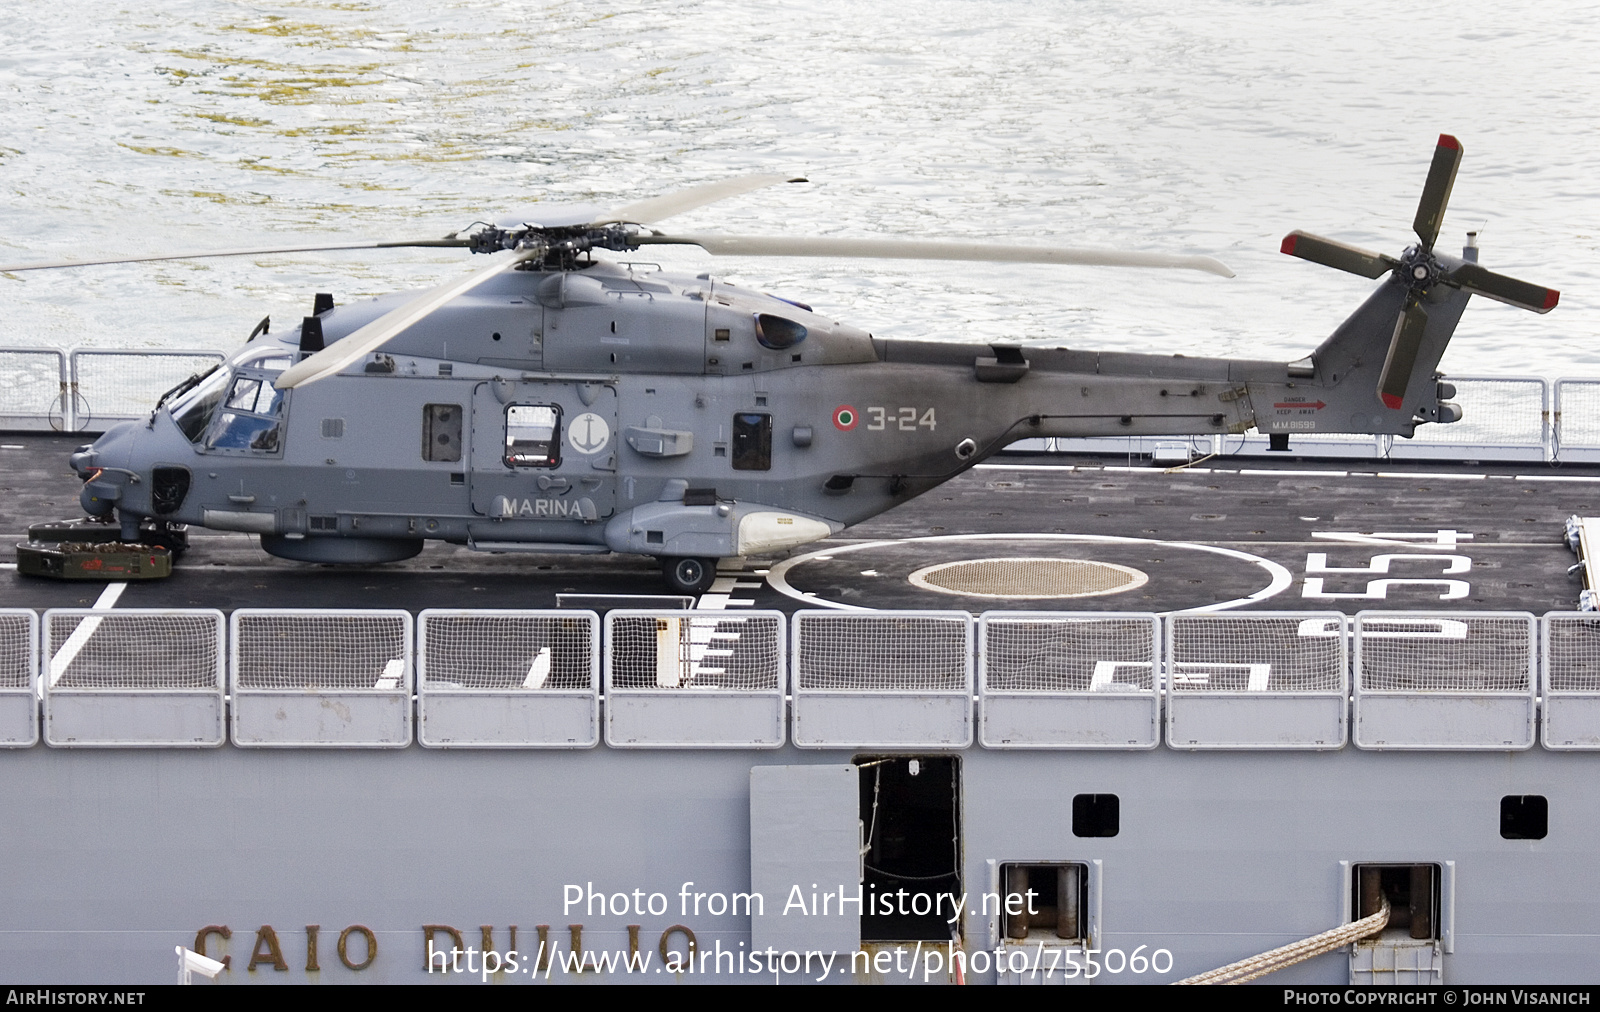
732, 412, 772, 471
422, 403, 463, 462
999, 863, 1088, 943
504, 404, 561, 468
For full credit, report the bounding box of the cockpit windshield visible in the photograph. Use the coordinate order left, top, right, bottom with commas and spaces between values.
167, 344, 293, 450
168, 366, 230, 443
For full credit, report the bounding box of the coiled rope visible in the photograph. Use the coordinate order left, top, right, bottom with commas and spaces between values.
1172, 900, 1390, 985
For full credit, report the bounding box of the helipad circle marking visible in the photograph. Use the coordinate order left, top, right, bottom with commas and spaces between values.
765, 533, 1293, 613
907, 557, 1149, 599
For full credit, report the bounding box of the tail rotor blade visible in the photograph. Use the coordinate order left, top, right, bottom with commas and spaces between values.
1280, 230, 1398, 279
1412, 134, 1463, 251
1446, 261, 1560, 314
1377, 300, 1430, 410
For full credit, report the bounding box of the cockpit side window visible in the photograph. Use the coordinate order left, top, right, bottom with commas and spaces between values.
204, 373, 285, 454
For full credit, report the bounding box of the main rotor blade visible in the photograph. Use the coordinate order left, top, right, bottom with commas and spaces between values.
1445, 260, 1560, 314
0, 238, 471, 274
592, 174, 808, 227
1413, 134, 1463, 251
1280, 230, 1398, 279
274, 248, 540, 390
636, 234, 1235, 277
1377, 299, 1429, 410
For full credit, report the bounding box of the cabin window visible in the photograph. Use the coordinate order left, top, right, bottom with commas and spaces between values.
732, 412, 772, 471
423, 403, 463, 463
504, 404, 561, 468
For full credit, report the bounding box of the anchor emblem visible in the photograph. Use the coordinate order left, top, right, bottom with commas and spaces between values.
567, 412, 611, 455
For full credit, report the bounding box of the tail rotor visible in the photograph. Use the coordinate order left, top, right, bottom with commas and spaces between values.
1281, 134, 1558, 411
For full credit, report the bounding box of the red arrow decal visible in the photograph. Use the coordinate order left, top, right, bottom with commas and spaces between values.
1274, 401, 1326, 410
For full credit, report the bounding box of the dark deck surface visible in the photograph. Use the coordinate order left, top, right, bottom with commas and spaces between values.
4, 434, 1597, 616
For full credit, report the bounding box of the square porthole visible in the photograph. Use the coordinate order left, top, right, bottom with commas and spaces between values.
1072, 794, 1118, 838
1501, 795, 1548, 840
999, 863, 1088, 943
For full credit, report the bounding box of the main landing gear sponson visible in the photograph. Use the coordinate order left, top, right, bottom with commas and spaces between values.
661, 556, 718, 595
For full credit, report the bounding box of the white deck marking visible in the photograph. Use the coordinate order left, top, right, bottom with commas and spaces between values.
522, 646, 551, 689
766, 533, 1293, 613
1356, 618, 1469, 640
48, 582, 127, 687
695, 565, 764, 612
374, 658, 404, 690
1312, 530, 1472, 550
1306, 553, 1471, 575
1089, 661, 1151, 692
1303, 577, 1470, 600
1170, 663, 1272, 690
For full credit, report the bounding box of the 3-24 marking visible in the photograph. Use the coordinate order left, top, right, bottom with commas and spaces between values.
866, 407, 937, 431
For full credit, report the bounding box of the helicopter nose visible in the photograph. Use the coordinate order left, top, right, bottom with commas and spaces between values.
79, 480, 118, 518
69, 443, 98, 478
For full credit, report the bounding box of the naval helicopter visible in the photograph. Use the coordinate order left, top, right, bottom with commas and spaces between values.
1, 135, 1559, 593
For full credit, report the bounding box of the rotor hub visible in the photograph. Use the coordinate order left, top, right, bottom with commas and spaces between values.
1397, 246, 1441, 292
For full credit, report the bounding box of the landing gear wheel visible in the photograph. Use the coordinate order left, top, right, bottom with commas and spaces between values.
662, 556, 717, 595
143, 521, 189, 558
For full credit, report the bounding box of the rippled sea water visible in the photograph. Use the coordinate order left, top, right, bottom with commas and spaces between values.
1, 1, 1595, 377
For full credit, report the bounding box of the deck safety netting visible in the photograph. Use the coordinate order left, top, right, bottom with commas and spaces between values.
1557, 381, 1600, 449
608, 613, 781, 692
1544, 615, 1600, 693
794, 612, 967, 692
73, 351, 223, 420
1415, 378, 1544, 446
1356, 614, 1532, 693
234, 612, 408, 691
46, 611, 221, 690
421, 612, 594, 690
982, 615, 1155, 692
0, 612, 33, 689
0, 350, 62, 423
1169, 614, 1345, 693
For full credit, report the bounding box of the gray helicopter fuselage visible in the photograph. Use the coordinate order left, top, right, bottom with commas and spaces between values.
75, 257, 1464, 569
